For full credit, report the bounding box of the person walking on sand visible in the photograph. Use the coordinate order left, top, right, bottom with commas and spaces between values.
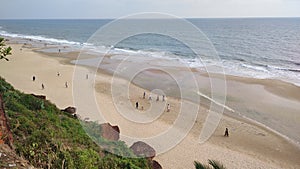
57, 72, 60, 76
143, 91, 146, 99
41, 83, 45, 90
32, 76, 36, 81
167, 104, 170, 112
162, 95, 165, 102
224, 128, 229, 137
135, 102, 139, 109
65, 82, 68, 88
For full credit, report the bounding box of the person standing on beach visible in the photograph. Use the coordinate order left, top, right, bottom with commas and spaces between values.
32, 76, 36, 81
167, 104, 170, 112
41, 83, 44, 90
135, 102, 139, 109
224, 128, 229, 137
156, 95, 159, 101
86, 74, 89, 79
143, 91, 146, 99
162, 95, 165, 102
57, 72, 60, 76
65, 82, 68, 88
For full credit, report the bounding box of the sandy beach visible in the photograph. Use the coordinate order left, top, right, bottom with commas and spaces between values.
1, 42, 300, 169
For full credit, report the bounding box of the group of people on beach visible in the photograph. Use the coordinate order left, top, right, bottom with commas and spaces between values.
135, 91, 170, 112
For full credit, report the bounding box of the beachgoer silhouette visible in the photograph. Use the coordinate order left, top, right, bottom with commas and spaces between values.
224, 128, 229, 137
135, 102, 139, 109
32, 76, 36, 81
149, 94, 152, 100
86, 74, 88, 79
65, 82, 68, 88
156, 95, 159, 101
57, 72, 60, 76
143, 91, 146, 99
162, 95, 165, 101
167, 104, 170, 112
42, 84, 44, 90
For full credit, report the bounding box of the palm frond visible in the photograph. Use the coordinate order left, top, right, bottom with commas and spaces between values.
208, 159, 226, 169
194, 161, 211, 169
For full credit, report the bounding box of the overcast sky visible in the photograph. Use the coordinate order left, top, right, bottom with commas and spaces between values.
0, 0, 299, 19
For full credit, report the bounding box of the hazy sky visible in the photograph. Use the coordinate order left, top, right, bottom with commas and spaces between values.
0, 0, 299, 19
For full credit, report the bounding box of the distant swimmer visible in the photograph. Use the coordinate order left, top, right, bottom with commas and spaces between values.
224, 128, 229, 137
42, 83, 45, 90
167, 104, 170, 112
32, 76, 36, 81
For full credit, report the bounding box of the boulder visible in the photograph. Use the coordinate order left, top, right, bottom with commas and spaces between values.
100, 123, 120, 141
151, 160, 162, 169
62, 107, 76, 114
130, 141, 156, 159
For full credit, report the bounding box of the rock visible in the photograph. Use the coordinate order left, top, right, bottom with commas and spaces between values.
130, 141, 156, 159
100, 123, 120, 141
62, 106, 76, 114
151, 160, 162, 169
30, 94, 46, 100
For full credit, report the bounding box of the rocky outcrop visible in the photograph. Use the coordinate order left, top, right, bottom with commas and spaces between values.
100, 123, 120, 141
61, 106, 76, 114
30, 94, 46, 100
0, 94, 13, 148
130, 141, 156, 159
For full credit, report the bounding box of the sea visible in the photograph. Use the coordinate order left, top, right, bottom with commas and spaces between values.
0, 18, 299, 86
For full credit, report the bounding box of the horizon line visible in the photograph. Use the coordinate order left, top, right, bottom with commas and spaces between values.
0, 16, 300, 20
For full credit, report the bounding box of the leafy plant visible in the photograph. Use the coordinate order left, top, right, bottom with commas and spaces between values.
0, 37, 12, 61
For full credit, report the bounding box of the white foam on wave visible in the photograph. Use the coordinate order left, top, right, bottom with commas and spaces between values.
0, 30, 90, 46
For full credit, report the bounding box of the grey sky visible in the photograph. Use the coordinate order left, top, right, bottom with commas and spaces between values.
0, 0, 299, 19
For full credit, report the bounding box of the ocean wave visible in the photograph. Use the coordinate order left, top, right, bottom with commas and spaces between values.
0, 30, 86, 46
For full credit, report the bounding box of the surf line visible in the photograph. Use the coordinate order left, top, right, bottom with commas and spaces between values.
196, 91, 235, 113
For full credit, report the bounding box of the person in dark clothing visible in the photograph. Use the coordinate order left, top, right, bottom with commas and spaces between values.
224, 128, 229, 137
32, 76, 36, 81
135, 102, 139, 109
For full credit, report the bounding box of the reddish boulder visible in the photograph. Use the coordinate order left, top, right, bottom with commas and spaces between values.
151, 160, 162, 169
100, 123, 120, 141
130, 141, 156, 159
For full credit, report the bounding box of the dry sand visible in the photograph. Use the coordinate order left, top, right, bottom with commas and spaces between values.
0, 43, 300, 169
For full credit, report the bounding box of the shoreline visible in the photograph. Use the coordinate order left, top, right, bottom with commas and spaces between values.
1, 41, 300, 168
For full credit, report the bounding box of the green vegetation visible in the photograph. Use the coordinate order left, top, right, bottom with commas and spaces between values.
0, 77, 151, 169
194, 160, 226, 169
0, 37, 12, 61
